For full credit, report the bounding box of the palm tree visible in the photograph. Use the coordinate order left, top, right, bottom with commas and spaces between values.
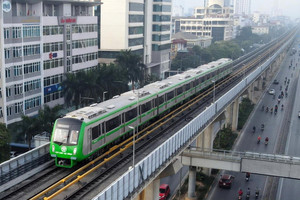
61, 71, 91, 109
19, 115, 42, 149
116, 50, 146, 90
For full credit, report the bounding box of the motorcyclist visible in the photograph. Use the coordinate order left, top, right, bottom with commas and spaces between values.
246, 172, 250, 180
255, 188, 259, 199
275, 105, 278, 110
238, 188, 243, 196
262, 105, 265, 111
265, 137, 269, 145
281, 104, 284, 110
270, 107, 273, 114
246, 188, 250, 197
257, 136, 261, 143
266, 107, 269, 112
253, 126, 256, 133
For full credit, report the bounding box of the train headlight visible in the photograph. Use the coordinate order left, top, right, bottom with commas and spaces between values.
73, 148, 77, 155
52, 145, 55, 152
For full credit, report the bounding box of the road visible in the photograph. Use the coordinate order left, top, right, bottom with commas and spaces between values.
277, 46, 300, 200
207, 43, 300, 200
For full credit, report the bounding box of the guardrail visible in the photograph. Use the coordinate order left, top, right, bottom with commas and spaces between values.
0, 142, 51, 192
92, 37, 293, 200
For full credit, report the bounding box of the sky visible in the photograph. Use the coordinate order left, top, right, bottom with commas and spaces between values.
173, 0, 300, 19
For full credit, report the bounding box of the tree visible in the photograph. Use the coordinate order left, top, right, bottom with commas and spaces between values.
61, 71, 91, 109
0, 123, 10, 162
19, 115, 42, 149
38, 105, 62, 134
116, 50, 146, 90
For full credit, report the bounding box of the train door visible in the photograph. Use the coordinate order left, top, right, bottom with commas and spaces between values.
88, 128, 92, 153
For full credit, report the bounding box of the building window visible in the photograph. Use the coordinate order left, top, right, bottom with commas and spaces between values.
72, 52, 97, 64
129, 27, 144, 35
24, 62, 41, 74
153, 5, 171, 12
128, 37, 144, 47
23, 26, 40, 38
12, 27, 21, 38
5, 68, 11, 78
129, 15, 144, 23
14, 65, 23, 76
25, 96, 41, 110
129, 3, 144, 11
44, 74, 63, 87
7, 106, 12, 116
153, 15, 171, 22
4, 28, 10, 39
14, 84, 23, 95
4, 48, 10, 59
15, 102, 23, 114
24, 79, 41, 92
23, 44, 40, 56
6, 88, 11, 97
43, 58, 63, 70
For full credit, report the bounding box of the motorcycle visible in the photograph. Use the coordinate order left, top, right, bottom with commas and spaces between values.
246, 194, 250, 200
255, 191, 259, 199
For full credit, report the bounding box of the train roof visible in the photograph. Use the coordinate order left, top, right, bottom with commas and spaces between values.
64, 58, 232, 124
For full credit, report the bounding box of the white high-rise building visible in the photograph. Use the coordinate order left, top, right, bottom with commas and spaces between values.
234, 0, 251, 15
99, 0, 172, 79
0, 0, 99, 124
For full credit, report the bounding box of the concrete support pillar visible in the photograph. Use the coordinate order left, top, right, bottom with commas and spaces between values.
247, 83, 254, 103
186, 166, 197, 200
232, 98, 239, 131
196, 123, 213, 151
196, 124, 213, 175
224, 105, 232, 128
153, 179, 160, 200
137, 179, 156, 200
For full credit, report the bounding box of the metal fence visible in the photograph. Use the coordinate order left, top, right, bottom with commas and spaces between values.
92, 38, 293, 200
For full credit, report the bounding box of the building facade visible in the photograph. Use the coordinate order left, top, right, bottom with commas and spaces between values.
99, 0, 172, 79
234, 0, 251, 16
0, 0, 99, 124
178, 1, 234, 42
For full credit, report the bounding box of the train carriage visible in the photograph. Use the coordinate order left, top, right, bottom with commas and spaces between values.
50, 58, 233, 168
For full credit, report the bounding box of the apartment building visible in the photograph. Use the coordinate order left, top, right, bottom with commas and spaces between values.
99, 0, 172, 79
234, 0, 251, 16
0, 0, 99, 124
178, 0, 234, 42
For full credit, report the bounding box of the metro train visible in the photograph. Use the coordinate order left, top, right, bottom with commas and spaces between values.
49, 58, 233, 168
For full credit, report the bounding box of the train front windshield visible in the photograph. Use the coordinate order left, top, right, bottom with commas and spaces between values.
52, 118, 82, 146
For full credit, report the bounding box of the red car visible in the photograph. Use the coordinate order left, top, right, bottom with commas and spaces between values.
159, 184, 170, 200
218, 174, 234, 188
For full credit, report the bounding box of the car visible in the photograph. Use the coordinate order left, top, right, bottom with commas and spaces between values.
273, 79, 279, 84
219, 174, 234, 188
159, 184, 170, 200
298, 111, 300, 118
268, 89, 275, 95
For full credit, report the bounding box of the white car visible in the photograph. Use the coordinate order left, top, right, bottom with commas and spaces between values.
268, 89, 275, 95
298, 111, 300, 118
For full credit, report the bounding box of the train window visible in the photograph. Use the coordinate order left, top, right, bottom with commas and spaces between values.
159, 96, 164, 105
193, 79, 199, 87
185, 83, 190, 91
69, 130, 79, 144
167, 91, 174, 101
125, 108, 137, 122
177, 87, 183, 95
106, 115, 121, 132
141, 101, 151, 113
92, 125, 100, 140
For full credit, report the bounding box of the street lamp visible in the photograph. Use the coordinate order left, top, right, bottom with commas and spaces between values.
103, 91, 108, 102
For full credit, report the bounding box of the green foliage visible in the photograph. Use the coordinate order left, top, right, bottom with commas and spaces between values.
238, 98, 254, 130
62, 63, 129, 108
115, 49, 146, 90
9, 105, 62, 148
171, 26, 277, 71
0, 123, 10, 162
195, 172, 215, 200
213, 127, 238, 150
